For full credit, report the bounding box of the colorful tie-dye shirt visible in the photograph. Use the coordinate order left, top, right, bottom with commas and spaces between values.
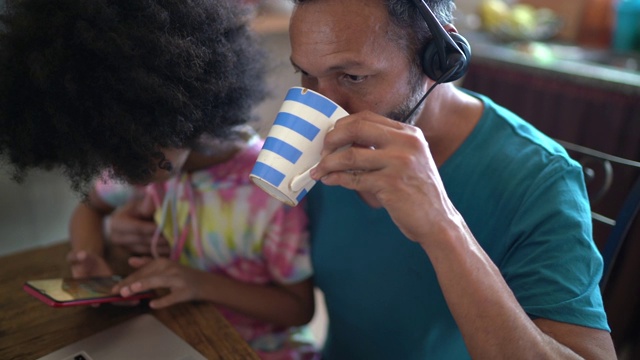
95, 135, 317, 359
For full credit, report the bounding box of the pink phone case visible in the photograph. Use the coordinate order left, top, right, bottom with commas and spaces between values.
23, 279, 154, 307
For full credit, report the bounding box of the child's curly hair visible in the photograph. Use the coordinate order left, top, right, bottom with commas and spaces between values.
0, 0, 268, 191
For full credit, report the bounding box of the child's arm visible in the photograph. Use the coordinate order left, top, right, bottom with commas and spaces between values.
114, 257, 315, 327
194, 269, 315, 327
67, 189, 116, 278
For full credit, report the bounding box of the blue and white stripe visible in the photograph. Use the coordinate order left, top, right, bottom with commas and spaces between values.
251, 88, 340, 189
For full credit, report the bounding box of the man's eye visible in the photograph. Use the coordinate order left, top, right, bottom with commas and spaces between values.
343, 74, 366, 83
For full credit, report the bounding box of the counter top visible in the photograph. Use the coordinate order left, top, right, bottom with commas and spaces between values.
465, 32, 640, 96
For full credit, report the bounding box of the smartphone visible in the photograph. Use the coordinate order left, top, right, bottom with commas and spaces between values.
23, 276, 153, 307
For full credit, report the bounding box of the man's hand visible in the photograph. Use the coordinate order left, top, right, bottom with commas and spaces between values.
310, 111, 459, 244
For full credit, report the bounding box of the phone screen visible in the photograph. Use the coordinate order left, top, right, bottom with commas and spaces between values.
24, 276, 152, 307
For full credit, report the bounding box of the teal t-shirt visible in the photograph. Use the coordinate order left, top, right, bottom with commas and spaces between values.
307, 91, 609, 360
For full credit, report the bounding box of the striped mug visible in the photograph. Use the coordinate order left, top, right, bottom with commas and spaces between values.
250, 87, 349, 206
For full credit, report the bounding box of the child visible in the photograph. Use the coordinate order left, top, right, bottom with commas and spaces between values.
71, 127, 319, 359
0, 0, 318, 358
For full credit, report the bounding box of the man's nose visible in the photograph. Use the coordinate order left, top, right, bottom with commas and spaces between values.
312, 82, 348, 113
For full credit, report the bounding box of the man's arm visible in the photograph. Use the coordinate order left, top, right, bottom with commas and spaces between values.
422, 222, 615, 359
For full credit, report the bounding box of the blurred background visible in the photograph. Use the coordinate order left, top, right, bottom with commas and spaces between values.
1, 0, 638, 355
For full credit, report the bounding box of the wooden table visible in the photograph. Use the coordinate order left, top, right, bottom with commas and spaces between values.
0, 242, 259, 359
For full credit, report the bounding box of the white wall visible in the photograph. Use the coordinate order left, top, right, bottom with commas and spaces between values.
0, 169, 80, 255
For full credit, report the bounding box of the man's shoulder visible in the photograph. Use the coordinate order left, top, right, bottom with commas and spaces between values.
469, 91, 572, 169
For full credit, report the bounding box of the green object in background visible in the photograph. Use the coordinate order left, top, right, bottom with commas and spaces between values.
613, 0, 640, 52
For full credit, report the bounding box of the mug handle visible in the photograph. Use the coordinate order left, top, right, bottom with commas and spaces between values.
288, 141, 353, 193
289, 164, 318, 192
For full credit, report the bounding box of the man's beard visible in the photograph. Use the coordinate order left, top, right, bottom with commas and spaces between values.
385, 65, 427, 125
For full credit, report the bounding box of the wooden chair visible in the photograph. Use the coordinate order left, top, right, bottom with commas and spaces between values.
557, 139, 640, 360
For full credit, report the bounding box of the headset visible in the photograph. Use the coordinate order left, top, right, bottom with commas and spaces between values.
411, 0, 471, 83
402, 0, 472, 122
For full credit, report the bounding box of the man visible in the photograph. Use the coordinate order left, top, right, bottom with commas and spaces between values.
291, 0, 616, 359
105, 0, 616, 358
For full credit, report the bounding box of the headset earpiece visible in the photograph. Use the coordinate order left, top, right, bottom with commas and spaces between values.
411, 0, 471, 83
401, 0, 473, 122
421, 32, 471, 83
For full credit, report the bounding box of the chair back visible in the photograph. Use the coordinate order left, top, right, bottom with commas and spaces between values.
557, 139, 640, 357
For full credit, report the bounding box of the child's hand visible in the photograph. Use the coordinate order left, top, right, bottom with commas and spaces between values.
66, 250, 114, 279
107, 197, 171, 256
112, 257, 205, 309
67, 250, 143, 307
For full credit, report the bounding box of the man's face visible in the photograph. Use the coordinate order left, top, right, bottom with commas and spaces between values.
289, 0, 425, 122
